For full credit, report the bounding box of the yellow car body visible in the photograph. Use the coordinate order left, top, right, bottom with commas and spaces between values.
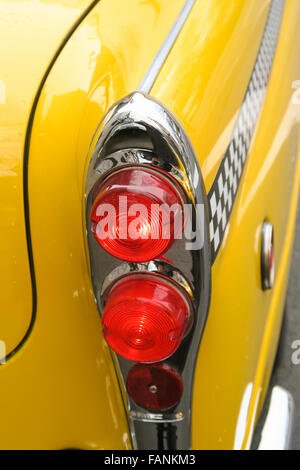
0, 0, 299, 449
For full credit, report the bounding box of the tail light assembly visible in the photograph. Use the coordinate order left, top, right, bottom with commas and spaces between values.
85, 92, 211, 450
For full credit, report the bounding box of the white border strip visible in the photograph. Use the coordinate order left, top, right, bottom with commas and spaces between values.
138, 0, 196, 94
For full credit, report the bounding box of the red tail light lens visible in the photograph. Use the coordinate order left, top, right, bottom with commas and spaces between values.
90, 167, 185, 262
126, 364, 183, 410
102, 275, 191, 363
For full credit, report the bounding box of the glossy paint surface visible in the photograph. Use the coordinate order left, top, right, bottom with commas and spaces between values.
0, 0, 299, 450
0, 0, 92, 358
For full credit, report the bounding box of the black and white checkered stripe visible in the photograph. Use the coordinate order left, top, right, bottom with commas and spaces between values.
208, 0, 285, 264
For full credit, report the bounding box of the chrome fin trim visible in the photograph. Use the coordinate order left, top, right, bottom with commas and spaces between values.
138, 0, 196, 94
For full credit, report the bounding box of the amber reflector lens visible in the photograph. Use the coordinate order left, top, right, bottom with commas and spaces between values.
90, 167, 185, 262
102, 275, 190, 363
126, 364, 183, 410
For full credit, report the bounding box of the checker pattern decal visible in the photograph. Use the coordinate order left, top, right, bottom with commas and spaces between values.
208, 0, 285, 264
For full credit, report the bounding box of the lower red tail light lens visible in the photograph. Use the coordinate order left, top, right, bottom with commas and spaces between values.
90, 167, 185, 262
126, 364, 184, 410
102, 275, 191, 363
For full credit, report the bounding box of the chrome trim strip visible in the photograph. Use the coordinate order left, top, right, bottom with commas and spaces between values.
138, 0, 196, 94
130, 410, 184, 423
258, 386, 295, 450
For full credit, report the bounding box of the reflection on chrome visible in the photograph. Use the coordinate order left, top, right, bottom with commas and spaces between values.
258, 386, 295, 450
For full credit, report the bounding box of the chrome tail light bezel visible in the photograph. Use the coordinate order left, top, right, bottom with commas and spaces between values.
84, 91, 211, 449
